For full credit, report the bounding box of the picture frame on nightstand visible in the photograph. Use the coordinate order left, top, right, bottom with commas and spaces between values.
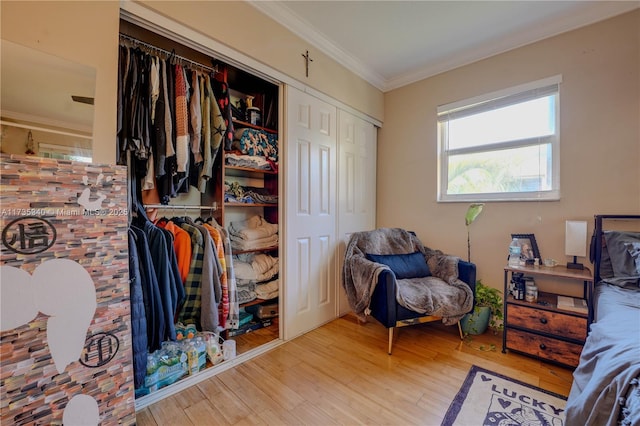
511, 233, 541, 265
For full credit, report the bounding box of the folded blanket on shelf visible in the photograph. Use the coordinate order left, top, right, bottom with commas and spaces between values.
235, 253, 278, 274
256, 279, 278, 300
225, 182, 278, 205
232, 128, 278, 162
244, 187, 278, 204
233, 254, 279, 282
225, 181, 258, 204
230, 215, 278, 241
225, 193, 253, 204
230, 234, 278, 251
225, 152, 272, 170
236, 286, 257, 305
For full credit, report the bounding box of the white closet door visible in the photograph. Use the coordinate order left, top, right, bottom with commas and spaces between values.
337, 110, 377, 316
284, 86, 338, 340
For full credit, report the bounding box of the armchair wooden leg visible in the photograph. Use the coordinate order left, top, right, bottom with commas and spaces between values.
457, 321, 464, 340
388, 327, 394, 355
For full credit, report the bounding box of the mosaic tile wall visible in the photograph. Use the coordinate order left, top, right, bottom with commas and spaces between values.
0, 154, 135, 425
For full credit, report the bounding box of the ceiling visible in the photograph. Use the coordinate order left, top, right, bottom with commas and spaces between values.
1, 39, 96, 134
250, 1, 639, 92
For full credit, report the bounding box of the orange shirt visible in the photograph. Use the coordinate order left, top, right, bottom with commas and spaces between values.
158, 220, 193, 283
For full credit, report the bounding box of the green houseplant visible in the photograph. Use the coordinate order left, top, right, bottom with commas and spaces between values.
465, 203, 484, 262
461, 280, 504, 335
460, 203, 504, 336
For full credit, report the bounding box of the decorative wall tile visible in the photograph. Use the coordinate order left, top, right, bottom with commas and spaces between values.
0, 154, 135, 425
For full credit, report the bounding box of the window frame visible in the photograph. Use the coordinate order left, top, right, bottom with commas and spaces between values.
437, 75, 562, 203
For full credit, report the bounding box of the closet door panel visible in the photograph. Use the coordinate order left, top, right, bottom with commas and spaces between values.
319, 145, 331, 214
296, 140, 311, 214
295, 237, 311, 313
284, 86, 337, 340
337, 110, 377, 316
318, 234, 331, 306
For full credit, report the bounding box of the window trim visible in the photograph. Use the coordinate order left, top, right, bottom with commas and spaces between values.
437, 75, 562, 203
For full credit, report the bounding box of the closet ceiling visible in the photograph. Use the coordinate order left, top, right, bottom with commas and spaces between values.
250, 0, 639, 92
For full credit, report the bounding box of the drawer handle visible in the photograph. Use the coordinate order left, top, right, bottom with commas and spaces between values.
539, 343, 546, 350
539, 318, 548, 324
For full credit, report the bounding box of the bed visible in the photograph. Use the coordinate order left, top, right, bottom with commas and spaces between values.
565, 215, 640, 426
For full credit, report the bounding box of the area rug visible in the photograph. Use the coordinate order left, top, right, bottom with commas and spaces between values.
442, 365, 567, 426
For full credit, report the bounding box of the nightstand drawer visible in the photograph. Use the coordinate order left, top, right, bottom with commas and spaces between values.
506, 328, 583, 367
507, 304, 587, 341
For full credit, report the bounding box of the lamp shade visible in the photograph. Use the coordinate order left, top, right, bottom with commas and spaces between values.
565, 220, 587, 257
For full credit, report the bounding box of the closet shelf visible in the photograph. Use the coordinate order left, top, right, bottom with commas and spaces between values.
239, 298, 271, 308
232, 245, 278, 255
144, 204, 218, 210
224, 165, 277, 177
225, 202, 277, 208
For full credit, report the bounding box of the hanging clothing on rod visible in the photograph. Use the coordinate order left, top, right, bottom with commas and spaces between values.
118, 33, 219, 75
117, 34, 232, 203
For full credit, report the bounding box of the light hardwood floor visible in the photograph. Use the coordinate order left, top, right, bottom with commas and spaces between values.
136, 314, 574, 425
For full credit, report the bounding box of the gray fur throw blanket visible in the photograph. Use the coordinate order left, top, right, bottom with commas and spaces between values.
342, 228, 473, 325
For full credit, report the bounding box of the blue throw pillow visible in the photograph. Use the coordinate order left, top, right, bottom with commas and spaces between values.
366, 251, 430, 279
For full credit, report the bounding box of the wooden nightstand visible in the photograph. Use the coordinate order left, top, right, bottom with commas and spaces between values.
502, 264, 593, 368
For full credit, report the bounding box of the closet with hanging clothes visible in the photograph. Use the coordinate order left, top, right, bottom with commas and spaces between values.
117, 19, 281, 405
116, 4, 379, 409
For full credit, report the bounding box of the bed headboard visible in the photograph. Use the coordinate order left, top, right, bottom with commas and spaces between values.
591, 214, 640, 284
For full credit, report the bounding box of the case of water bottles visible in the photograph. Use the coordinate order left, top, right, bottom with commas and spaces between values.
136, 332, 225, 396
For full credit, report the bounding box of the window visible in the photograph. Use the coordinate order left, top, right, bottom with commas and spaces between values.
39, 143, 92, 163
437, 75, 561, 202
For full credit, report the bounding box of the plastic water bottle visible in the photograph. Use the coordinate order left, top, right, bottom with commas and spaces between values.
508, 238, 521, 266
185, 340, 199, 375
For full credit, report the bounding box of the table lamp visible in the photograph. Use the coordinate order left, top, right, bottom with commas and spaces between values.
565, 220, 587, 270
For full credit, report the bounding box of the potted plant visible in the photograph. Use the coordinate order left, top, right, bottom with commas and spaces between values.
460, 204, 503, 336
461, 280, 504, 335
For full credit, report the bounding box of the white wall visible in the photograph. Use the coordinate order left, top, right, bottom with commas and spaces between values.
378, 10, 640, 295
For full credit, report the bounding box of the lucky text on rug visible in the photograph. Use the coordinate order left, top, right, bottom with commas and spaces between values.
442, 365, 567, 426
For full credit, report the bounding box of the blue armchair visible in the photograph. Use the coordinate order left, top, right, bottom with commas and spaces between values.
342, 228, 476, 354
370, 260, 476, 354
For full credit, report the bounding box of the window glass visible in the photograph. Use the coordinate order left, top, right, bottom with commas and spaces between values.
438, 76, 561, 202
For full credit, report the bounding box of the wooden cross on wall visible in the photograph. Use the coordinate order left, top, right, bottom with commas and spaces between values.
302, 50, 313, 78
